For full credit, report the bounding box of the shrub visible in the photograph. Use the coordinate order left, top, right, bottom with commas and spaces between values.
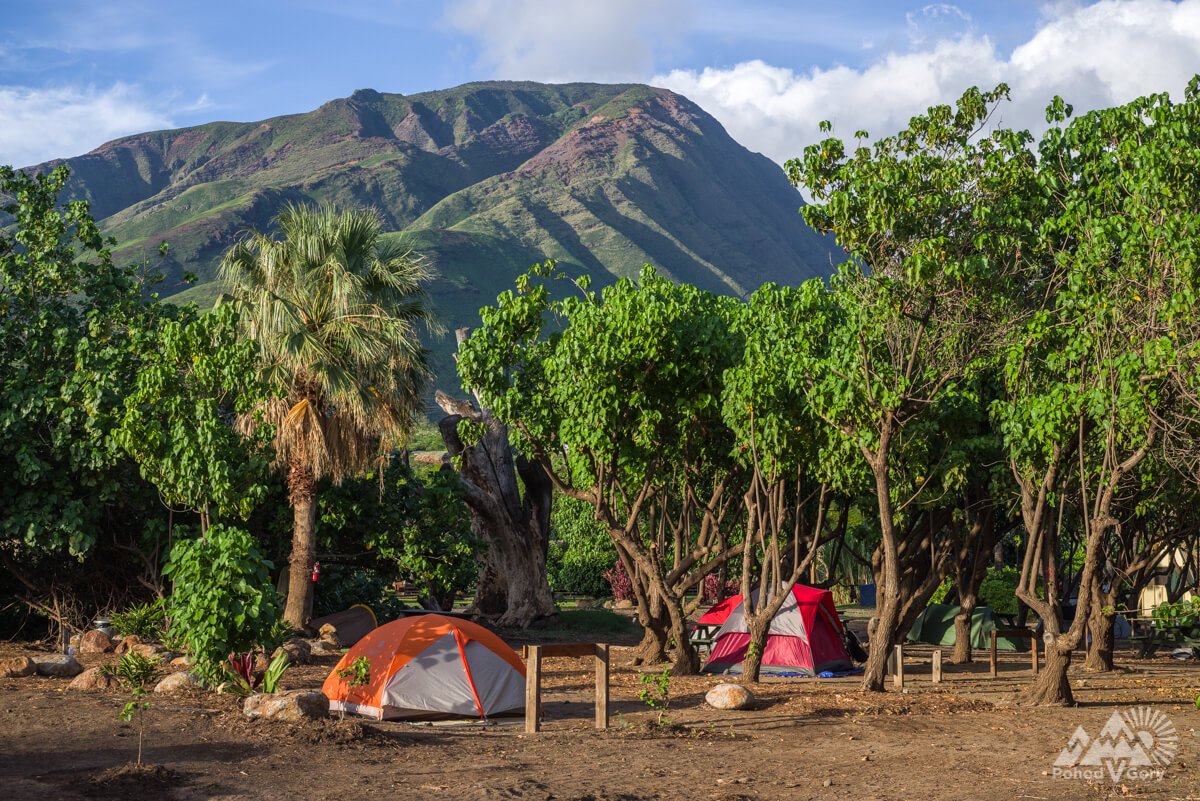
162, 524, 284, 683
602, 561, 635, 602
928, 566, 1022, 616
699, 573, 739, 604
548, 497, 614, 596
110, 599, 166, 641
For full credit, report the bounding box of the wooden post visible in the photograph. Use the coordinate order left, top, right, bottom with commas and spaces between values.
1031, 635, 1039, 675
989, 631, 998, 678
594, 644, 609, 729
886, 646, 896, 676
892, 644, 904, 688
931, 649, 942, 684
525, 645, 542, 733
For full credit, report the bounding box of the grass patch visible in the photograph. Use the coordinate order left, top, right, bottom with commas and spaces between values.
551, 608, 636, 636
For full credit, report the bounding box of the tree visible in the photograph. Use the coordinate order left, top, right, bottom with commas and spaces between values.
786, 86, 1040, 691
996, 85, 1200, 705
220, 203, 437, 628
457, 264, 749, 669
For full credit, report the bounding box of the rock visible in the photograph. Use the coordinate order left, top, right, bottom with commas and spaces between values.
68, 633, 82, 651
68, 667, 121, 691
309, 639, 341, 655
35, 655, 84, 678
705, 682, 754, 710
154, 671, 205, 693
317, 624, 341, 647
823, 779, 833, 787
272, 638, 311, 666
130, 643, 168, 660
243, 690, 329, 722
169, 656, 191, 668
575, 599, 594, 609
615, 599, 634, 610
114, 635, 142, 655
602, 600, 614, 609
2, 656, 37, 678
79, 630, 114, 654
253, 653, 271, 674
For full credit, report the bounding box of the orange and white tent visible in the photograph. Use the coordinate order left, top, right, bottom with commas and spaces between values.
322, 615, 526, 720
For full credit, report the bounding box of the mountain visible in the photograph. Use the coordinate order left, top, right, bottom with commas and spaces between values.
20, 81, 837, 402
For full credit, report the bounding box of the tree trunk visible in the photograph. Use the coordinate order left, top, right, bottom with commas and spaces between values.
862, 586, 900, 691
1083, 583, 1116, 672
1020, 638, 1075, 706
438, 408, 557, 628
740, 616, 770, 685
283, 463, 318, 629
951, 600, 976, 664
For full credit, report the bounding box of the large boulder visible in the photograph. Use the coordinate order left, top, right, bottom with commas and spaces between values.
154, 671, 205, 694
69, 667, 122, 691
35, 656, 83, 678
243, 690, 329, 722
705, 683, 754, 711
3, 656, 37, 678
78, 630, 115, 654
272, 638, 311, 666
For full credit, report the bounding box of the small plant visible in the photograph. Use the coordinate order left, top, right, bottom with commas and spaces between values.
110, 599, 166, 641
334, 656, 371, 720
637, 665, 671, 726
262, 651, 290, 693
112, 652, 160, 766
602, 561, 635, 602
225, 651, 261, 694
1152, 598, 1200, 630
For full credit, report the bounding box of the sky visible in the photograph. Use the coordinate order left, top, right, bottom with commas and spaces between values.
2, 0, 1200, 169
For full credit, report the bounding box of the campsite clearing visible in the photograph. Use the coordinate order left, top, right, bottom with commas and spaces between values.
0, 637, 1198, 800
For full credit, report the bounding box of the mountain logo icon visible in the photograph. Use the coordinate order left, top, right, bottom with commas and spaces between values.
1054, 707, 1179, 782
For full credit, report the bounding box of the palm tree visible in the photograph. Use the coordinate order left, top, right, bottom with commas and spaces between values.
220, 203, 438, 627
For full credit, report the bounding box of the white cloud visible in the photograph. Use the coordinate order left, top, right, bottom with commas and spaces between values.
653, 0, 1200, 165
445, 0, 690, 83
0, 83, 173, 168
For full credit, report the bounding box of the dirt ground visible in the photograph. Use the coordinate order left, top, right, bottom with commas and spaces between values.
1, 630, 1198, 801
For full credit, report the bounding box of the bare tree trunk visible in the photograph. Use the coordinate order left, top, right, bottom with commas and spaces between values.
1023, 638, 1075, 705
741, 616, 770, 685
951, 511, 994, 664
438, 408, 557, 627
283, 463, 318, 629
1083, 581, 1116, 671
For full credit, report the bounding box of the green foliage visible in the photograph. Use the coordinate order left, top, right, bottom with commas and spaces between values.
319, 459, 480, 607
112, 302, 274, 522
1152, 598, 1200, 630
112, 651, 158, 766
336, 656, 371, 688
929, 567, 1021, 617
262, 650, 291, 694
311, 567, 408, 620
110, 599, 167, 641
547, 496, 615, 597
637, 665, 671, 725
161, 524, 283, 682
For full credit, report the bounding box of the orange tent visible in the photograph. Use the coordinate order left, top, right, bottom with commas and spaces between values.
322, 615, 526, 720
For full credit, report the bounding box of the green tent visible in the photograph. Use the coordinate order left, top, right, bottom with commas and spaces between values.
907, 603, 1029, 651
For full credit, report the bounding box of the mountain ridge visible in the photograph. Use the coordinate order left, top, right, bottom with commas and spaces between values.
17, 80, 838, 400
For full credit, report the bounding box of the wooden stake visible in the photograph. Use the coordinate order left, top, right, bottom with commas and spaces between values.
931, 649, 942, 684
1031, 635, 1039, 675
525, 645, 541, 733
892, 644, 904, 688
989, 631, 998, 678
594, 644, 609, 729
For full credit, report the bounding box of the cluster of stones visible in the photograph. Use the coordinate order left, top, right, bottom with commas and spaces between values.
2, 623, 348, 723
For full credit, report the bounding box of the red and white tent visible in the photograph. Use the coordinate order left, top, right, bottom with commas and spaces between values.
700, 584, 853, 676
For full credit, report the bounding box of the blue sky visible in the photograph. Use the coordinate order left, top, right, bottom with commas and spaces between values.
3, 1, 1199, 168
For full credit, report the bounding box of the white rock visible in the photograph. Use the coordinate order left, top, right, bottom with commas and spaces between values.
705, 682, 754, 710
243, 690, 329, 722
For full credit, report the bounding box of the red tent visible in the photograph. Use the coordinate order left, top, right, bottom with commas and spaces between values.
700, 584, 853, 676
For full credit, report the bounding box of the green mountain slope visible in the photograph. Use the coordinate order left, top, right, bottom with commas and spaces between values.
22, 81, 836, 403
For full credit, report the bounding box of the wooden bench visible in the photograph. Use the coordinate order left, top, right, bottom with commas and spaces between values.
522, 643, 610, 733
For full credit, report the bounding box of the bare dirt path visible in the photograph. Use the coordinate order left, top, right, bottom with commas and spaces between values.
1, 640, 1197, 800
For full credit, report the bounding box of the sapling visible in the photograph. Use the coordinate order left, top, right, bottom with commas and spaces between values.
112, 652, 160, 766
637, 665, 671, 727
